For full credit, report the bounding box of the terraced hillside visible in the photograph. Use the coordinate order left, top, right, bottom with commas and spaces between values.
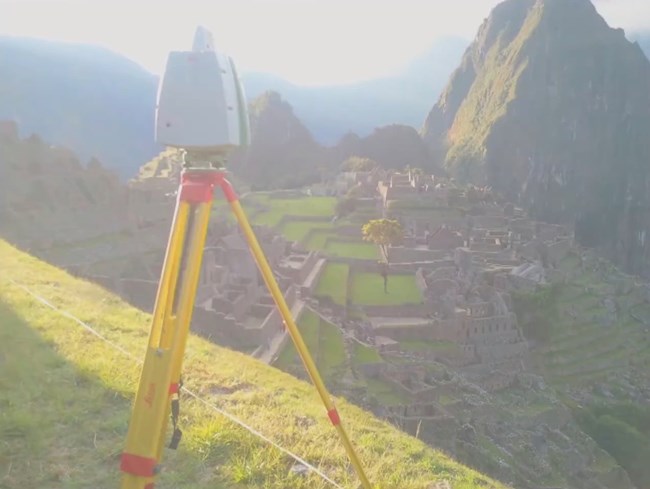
0, 239, 504, 489
515, 251, 650, 489
528, 253, 650, 389
240, 192, 423, 311
242, 193, 640, 489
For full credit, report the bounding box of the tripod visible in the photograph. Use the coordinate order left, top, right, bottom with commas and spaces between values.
119, 165, 371, 489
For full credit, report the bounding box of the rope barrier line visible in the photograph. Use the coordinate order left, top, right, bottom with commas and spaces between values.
7, 279, 344, 489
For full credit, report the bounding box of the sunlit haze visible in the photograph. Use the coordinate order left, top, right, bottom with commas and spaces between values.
0, 0, 647, 85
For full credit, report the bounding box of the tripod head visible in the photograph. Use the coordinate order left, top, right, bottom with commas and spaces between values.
155, 26, 251, 169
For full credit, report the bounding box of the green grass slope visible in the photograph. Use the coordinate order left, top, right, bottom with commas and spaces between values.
0, 240, 506, 489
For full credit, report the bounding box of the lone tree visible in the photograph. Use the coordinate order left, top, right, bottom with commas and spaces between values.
362, 218, 404, 263
341, 156, 378, 172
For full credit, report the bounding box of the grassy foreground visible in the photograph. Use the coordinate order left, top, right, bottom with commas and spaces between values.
0, 240, 505, 489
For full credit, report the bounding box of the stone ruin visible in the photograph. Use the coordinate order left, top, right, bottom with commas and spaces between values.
0, 130, 328, 361
334, 171, 576, 395
1, 141, 575, 377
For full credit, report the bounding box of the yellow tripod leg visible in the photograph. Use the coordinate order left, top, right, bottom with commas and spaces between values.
120, 169, 218, 489
120, 199, 190, 489
218, 176, 372, 489
160, 200, 212, 458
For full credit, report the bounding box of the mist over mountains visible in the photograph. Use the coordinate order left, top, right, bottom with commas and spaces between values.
1, 23, 650, 178
0, 34, 468, 176
241, 36, 469, 144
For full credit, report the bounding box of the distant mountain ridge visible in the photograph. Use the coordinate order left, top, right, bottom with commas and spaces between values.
0, 34, 459, 178
231, 91, 328, 189
242, 37, 469, 144
3, 26, 650, 182
229, 91, 438, 190
0, 35, 160, 178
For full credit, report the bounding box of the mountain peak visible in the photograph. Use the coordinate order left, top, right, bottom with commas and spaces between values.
230, 91, 325, 190
421, 0, 650, 275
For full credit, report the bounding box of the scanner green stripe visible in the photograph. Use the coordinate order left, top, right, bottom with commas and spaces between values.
229, 57, 251, 147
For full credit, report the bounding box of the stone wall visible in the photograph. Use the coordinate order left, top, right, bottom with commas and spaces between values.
469, 240, 503, 252
467, 302, 494, 318
470, 215, 507, 229
364, 259, 458, 275
373, 316, 467, 343
210, 296, 234, 315
465, 313, 517, 338
191, 309, 243, 347
326, 256, 456, 275
280, 251, 320, 284
465, 249, 516, 263
387, 247, 451, 263
379, 183, 440, 204
427, 266, 457, 282
254, 307, 284, 343
480, 257, 521, 267
191, 285, 299, 349
383, 347, 477, 368
260, 235, 288, 266
363, 302, 432, 317
231, 281, 260, 321
400, 216, 467, 236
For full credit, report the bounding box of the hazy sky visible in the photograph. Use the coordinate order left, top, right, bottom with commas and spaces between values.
0, 0, 648, 85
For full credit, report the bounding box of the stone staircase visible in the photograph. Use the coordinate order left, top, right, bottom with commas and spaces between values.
256, 298, 305, 364
300, 257, 326, 296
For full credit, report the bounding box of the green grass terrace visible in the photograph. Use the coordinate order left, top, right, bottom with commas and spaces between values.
315, 263, 423, 308
239, 193, 383, 261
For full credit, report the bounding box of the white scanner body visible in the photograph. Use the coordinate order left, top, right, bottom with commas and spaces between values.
155, 26, 250, 153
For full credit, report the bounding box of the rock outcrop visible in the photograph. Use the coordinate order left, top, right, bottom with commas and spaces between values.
422, 0, 650, 276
